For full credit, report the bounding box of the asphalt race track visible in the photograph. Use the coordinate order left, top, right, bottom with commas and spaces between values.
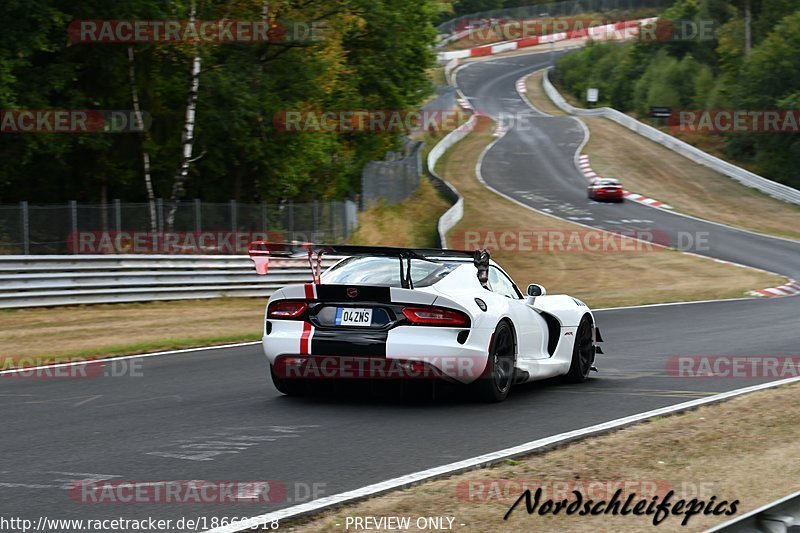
3, 51, 800, 529
456, 52, 800, 279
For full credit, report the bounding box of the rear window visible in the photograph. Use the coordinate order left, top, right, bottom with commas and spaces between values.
321, 257, 461, 288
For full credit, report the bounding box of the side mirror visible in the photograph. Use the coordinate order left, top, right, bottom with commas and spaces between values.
527, 284, 547, 297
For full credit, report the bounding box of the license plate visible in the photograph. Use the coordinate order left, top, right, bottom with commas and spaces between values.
335, 308, 373, 327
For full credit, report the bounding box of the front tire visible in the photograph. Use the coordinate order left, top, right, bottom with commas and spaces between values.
565, 316, 594, 383
472, 321, 515, 402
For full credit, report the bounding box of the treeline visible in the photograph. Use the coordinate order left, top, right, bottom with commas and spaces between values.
436, 0, 556, 22
553, 0, 800, 189
0, 0, 440, 205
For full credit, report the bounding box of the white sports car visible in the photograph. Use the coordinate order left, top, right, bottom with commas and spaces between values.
249, 243, 603, 402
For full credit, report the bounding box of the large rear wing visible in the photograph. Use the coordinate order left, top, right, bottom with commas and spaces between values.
248, 241, 490, 288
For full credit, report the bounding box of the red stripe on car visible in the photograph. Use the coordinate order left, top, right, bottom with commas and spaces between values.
300, 322, 313, 354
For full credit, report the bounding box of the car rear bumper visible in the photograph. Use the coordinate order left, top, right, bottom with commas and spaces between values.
594, 191, 624, 200
263, 322, 494, 384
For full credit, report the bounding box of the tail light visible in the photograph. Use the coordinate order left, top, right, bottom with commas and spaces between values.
268, 301, 308, 319
402, 306, 470, 327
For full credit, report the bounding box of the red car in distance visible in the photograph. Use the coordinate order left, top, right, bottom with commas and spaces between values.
587, 178, 625, 203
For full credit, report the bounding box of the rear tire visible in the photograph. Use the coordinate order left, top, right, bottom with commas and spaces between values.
472, 321, 515, 402
565, 316, 594, 383
270, 365, 306, 396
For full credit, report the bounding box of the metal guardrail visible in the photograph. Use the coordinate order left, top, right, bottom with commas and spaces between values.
543, 68, 800, 206
0, 255, 339, 309
707, 490, 800, 532
426, 115, 475, 248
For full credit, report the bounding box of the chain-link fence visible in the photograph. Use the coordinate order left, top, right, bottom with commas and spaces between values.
360, 139, 424, 208
436, 0, 675, 37
0, 199, 358, 255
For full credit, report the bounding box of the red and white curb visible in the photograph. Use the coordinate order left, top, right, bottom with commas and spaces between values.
516, 79, 527, 94
438, 17, 657, 61
456, 97, 473, 111
578, 155, 672, 209
578, 154, 599, 180
623, 192, 672, 208
751, 279, 800, 298
493, 122, 508, 137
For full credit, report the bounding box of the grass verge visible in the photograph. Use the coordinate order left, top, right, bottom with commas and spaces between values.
350, 179, 450, 249
524, 70, 565, 116
288, 380, 800, 532
532, 73, 800, 240
436, 115, 782, 309
0, 298, 266, 367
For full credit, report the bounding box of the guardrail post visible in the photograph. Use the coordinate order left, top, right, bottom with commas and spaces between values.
156, 198, 164, 233
114, 199, 121, 232
230, 200, 237, 233
20, 201, 29, 255
194, 199, 202, 232
313, 200, 319, 239
330, 200, 336, 241
70, 201, 78, 251
288, 200, 294, 240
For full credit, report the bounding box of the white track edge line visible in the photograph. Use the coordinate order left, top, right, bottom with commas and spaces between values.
203, 375, 800, 533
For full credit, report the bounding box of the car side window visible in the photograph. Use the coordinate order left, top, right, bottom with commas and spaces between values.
488, 266, 522, 299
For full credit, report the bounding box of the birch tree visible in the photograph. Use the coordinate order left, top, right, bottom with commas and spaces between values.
128, 45, 158, 232
166, 0, 202, 229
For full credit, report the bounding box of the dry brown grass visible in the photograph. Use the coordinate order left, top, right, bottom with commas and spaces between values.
524, 70, 565, 116
350, 178, 450, 249
291, 381, 800, 532
536, 74, 800, 240
0, 298, 266, 366
583, 116, 800, 240
436, 116, 782, 309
